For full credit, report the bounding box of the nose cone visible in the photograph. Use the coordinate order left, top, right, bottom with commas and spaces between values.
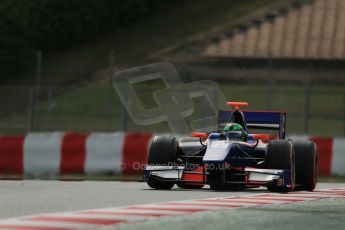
203, 141, 232, 163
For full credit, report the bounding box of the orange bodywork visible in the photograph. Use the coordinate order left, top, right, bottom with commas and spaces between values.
181, 166, 205, 185
191, 132, 207, 139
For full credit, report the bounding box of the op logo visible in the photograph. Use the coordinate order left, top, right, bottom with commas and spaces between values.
113, 62, 227, 134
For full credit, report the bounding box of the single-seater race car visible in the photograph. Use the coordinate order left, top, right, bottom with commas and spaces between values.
144, 102, 318, 192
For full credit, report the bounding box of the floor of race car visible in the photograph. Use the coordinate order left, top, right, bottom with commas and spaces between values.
0, 181, 344, 230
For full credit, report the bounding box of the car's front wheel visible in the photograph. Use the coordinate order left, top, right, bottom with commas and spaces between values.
147, 136, 177, 190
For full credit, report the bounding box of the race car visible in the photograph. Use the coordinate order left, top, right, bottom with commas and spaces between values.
144, 102, 318, 192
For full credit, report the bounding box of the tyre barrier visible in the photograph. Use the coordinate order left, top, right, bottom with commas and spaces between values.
0, 133, 344, 178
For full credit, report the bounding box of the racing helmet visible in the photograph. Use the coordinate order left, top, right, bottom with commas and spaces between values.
224, 123, 247, 141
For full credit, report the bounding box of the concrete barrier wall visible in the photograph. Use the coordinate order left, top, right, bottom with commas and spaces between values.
0, 132, 153, 178
0, 132, 344, 178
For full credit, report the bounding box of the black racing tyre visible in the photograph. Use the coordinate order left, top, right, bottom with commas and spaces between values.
177, 136, 204, 164
177, 183, 204, 189
147, 136, 178, 190
147, 178, 175, 190
265, 140, 295, 192
148, 136, 178, 165
294, 140, 318, 191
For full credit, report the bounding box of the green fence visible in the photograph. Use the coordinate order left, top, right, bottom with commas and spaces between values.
1, 83, 344, 137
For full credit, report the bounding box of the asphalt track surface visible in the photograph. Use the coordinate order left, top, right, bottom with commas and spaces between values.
0, 181, 344, 229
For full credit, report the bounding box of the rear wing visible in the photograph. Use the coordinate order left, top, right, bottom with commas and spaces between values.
218, 110, 286, 139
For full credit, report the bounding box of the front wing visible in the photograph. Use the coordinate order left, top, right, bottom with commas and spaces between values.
144, 165, 293, 189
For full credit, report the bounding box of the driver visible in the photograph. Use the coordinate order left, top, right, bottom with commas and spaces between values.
224, 123, 247, 141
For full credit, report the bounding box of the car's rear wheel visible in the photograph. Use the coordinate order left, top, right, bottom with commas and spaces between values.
294, 140, 318, 191
265, 140, 295, 192
177, 137, 204, 165
147, 136, 177, 190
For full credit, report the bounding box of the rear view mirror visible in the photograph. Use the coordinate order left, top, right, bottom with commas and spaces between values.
191, 132, 207, 139
252, 134, 270, 141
